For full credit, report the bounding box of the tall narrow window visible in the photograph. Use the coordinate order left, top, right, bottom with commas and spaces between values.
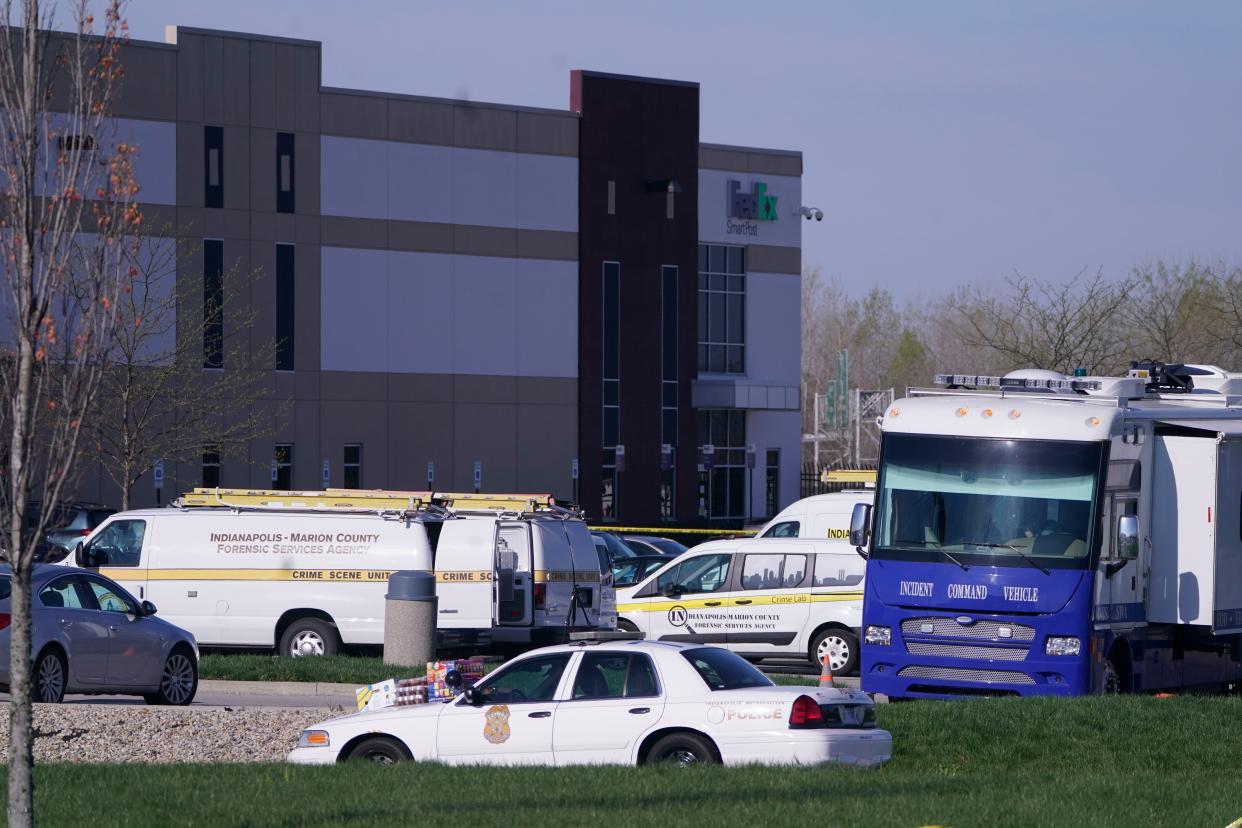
204, 125, 223, 208
343, 444, 362, 489
276, 131, 295, 214
697, 243, 746, 374
203, 239, 223, 369
601, 261, 620, 520
764, 448, 781, 519
275, 244, 295, 371
660, 265, 678, 520
697, 409, 747, 523
202, 445, 221, 489
273, 444, 293, 490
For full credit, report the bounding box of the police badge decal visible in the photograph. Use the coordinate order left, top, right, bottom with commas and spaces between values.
484, 704, 511, 744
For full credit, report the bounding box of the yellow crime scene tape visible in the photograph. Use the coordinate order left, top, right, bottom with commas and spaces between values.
589, 525, 757, 536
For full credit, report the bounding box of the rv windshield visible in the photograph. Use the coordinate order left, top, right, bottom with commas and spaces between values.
873, 435, 1104, 570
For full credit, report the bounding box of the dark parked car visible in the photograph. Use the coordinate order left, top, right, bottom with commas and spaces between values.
610, 555, 675, 588
41, 503, 116, 561
591, 531, 637, 562
621, 535, 689, 557
0, 565, 199, 704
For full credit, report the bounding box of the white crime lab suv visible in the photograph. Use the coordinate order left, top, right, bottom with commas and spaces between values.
289, 640, 890, 768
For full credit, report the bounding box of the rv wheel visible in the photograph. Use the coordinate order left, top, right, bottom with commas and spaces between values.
1100, 657, 1123, 694
280, 618, 340, 657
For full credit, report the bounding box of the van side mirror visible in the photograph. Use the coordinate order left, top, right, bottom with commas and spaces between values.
1116, 514, 1139, 560
849, 503, 872, 559
661, 583, 684, 599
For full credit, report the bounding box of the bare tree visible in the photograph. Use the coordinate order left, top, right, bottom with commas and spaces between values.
1123, 259, 1227, 366
91, 230, 282, 509
949, 268, 1136, 375
1202, 262, 1242, 368
0, 3, 135, 824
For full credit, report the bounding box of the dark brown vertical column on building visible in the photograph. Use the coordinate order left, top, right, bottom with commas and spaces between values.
572, 71, 699, 526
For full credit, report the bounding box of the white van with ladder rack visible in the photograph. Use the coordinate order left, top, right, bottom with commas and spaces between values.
62, 488, 615, 657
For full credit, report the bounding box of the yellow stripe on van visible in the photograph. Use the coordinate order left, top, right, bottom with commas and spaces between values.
98, 568, 396, 583
436, 570, 493, 583
616, 591, 863, 614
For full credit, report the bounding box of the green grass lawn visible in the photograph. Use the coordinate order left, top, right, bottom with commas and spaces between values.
199, 653, 399, 685
19, 696, 1242, 827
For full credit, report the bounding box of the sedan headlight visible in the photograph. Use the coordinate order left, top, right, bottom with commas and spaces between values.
1045, 636, 1081, 656
864, 625, 891, 646
297, 730, 331, 748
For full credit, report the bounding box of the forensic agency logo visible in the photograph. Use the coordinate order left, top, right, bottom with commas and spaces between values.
667, 605, 689, 627
727, 179, 778, 236
484, 704, 511, 744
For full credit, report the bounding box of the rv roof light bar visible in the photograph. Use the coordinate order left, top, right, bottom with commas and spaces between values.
933, 374, 1102, 392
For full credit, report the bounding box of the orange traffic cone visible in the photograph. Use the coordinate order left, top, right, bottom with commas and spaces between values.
820, 654, 835, 688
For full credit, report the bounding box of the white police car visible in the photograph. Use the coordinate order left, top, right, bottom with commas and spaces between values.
288, 640, 891, 767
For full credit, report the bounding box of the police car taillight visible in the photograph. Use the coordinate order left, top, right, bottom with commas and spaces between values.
789, 694, 823, 729
533, 583, 547, 609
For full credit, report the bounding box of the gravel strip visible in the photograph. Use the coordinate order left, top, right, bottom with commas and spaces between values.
0, 704, 348, 763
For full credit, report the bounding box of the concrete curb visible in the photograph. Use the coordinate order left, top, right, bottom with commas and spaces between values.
199, 679, 357, 697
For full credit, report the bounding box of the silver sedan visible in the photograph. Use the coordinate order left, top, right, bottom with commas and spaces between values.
0, 565, 199, 704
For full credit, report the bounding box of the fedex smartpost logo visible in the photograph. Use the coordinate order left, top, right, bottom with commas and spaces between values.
727, 179, 777, 237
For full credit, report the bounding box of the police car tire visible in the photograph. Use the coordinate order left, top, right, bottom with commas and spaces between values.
811, 628, 859, 676
646, 732, 719, 766
280, 617, 340, 658
347, 736, 410, 764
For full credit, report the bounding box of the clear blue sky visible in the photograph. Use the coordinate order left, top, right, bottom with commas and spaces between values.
126, 1, 1242, 299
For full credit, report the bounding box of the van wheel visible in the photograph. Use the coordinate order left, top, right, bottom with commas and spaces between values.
280, 618, 340, 658
617, 619, 639, 633
811, 628, 858, 676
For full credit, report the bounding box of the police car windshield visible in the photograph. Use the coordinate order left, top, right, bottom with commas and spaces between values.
682, 647, 774, 691
873, 435, 1103, 571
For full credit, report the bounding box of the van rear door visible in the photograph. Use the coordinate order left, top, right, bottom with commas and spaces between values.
434, 517, 498, 631
563, 520, 609, 628
496, 522, 533, 626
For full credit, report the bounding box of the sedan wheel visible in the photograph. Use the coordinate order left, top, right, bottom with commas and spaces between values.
34, 649, 66, 704
646, 733, 719, 766
347, 737, 408, 764
145, 648, 198, 706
